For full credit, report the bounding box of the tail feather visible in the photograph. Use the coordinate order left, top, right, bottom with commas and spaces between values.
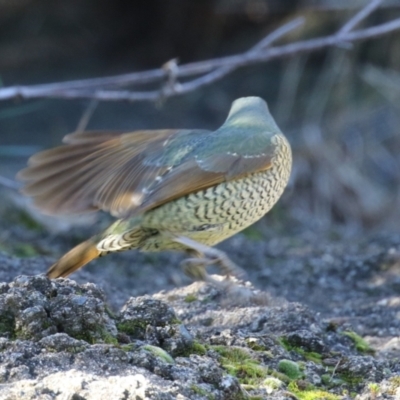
47, 239, 100, 278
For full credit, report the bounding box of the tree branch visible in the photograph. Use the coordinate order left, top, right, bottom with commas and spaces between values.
338, 0, 382, 35
0, 0, 398, 103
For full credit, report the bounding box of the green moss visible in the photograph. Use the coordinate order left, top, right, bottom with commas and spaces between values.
142, 344, 175, 364
184, 294, 198, 303
321, 374, 331, 385
278, 359, 302, 380
320, 374, 344, 387
279, 337, 292, 350
212, 346, 269, 386
288, 382, 341, 400
279, 337, 323, 363
173, 340, 207, 357
211, 345, 297, 389
212, 345, 249, 361
268, 369, 291, 383
190, 341, 207, 355
101, 330, 118, 345
117, 321, 148, 337
226, 357, 267, 385
190, 385, 215, 400
341, 331, 374, 354
336, 372, 362, 387
121, 343, 136, 352
302, 351, 322, 363
65, 326, 117, 345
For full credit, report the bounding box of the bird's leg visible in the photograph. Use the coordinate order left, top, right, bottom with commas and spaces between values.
180, 256, 212, 282
172, 236, 246, 282
180, 254, 233, 290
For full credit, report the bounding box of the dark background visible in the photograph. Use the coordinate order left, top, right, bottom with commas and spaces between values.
1, 0, 400, 231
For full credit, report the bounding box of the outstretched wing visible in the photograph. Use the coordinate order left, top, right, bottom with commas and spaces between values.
18, 98, 282, 218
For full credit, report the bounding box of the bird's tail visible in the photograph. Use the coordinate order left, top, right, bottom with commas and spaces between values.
47, 239, 100, 279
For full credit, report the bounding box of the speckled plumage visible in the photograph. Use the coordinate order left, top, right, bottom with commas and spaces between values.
98, 133, 291, 254
18, 97, 292, 279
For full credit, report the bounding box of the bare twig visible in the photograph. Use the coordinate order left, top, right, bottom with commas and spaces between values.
75, 99, 99, 133
310, 0, 400, 11
330, 358, 342, 381
169, 17, 305, 95
338, 0, 382, 35
0, 0, 398, 103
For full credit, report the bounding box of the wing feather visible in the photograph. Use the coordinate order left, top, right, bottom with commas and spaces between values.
18, 126, 276, 218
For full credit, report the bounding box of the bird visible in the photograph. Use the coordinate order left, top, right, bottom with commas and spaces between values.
17, 97, 292, 284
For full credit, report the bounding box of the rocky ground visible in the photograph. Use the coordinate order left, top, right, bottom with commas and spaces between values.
0, 191, 400, 399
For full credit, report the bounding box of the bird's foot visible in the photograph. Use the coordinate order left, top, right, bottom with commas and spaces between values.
173, 235, 246, 282
180, 257, 264, 305
179, 258, 235, 293
180, 258, 210, 281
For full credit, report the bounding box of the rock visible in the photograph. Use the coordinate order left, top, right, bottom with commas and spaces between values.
118, 296, 179, 339
2, 370, 166, 400
0, 227, 400, 398
284, 330, 326, 353
0, 275, 117, 343
39, 333, 89, 353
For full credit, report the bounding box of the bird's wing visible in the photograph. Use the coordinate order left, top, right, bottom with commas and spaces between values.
18, 125, 278, 218
136, 125, 278, 214
18, 129, 178, 216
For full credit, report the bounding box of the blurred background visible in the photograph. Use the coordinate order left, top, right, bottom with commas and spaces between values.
1, 0, 400, 235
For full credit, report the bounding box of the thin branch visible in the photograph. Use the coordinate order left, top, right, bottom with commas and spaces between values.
338, 0, 382, 35
170, 17, 305, 95
75, 99, 99, 132
330, 358, 342, 381
0, 0, 399, 103
0, 18, 304, 101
